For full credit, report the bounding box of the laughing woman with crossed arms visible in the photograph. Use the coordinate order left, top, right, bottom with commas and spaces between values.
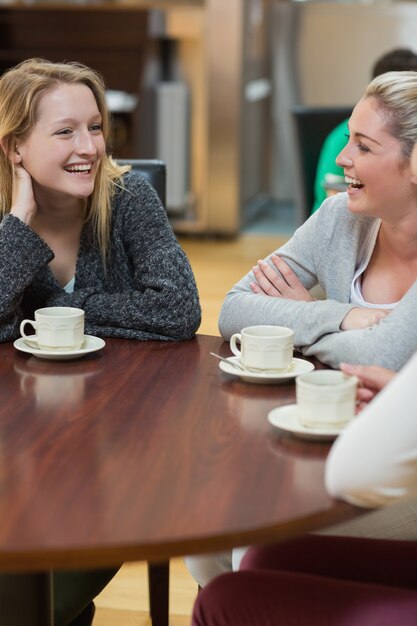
186, 70, 417, 590
219, 71, 417, 372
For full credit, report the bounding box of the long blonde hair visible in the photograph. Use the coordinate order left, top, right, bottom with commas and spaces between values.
365, 71, 417, 161
0, 57, 130, 261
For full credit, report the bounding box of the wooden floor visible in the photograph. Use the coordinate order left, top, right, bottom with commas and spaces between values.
93, 233, 287, 625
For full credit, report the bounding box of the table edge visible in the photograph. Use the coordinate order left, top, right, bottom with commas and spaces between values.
0, 502, 363, 571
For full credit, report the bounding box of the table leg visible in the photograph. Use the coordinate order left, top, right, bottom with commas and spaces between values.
0, 571, 53, 625
148, 561, 169, 626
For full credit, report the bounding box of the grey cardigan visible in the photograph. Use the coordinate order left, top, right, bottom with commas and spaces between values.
219, 193, 417, 370
0, 171, 201, 342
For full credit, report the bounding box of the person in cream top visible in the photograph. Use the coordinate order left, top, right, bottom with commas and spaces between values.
191, 349, 417, 625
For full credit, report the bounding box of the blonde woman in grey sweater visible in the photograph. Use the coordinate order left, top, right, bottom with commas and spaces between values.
0, 59, 200, 345
0, 58, 200, 626
220, 71, 417, 372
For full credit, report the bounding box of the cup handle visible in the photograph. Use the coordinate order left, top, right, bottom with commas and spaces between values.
230, 333, 242, 357
20, 319, 36, 341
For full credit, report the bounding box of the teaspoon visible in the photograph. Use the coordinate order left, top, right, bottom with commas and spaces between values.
210, 352, 244, 371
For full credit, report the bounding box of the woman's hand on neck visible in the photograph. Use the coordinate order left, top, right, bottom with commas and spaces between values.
10, 165, 37, 225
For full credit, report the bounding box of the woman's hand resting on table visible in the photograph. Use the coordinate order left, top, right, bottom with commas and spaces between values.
340, 307, 390, 331
250, 254, 315, 301
10, 165, 37, 225
340, 362, 396, 412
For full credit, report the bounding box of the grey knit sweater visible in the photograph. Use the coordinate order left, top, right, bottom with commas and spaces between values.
219, 192, 417, 371
0, 171, 201, 342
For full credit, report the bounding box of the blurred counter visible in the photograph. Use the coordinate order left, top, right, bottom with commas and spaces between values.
0, 1, 204, 8
0, 0, 272, 235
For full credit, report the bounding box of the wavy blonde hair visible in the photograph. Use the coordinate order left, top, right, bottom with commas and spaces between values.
365, 71, 417, 161
0, 57, 130, 261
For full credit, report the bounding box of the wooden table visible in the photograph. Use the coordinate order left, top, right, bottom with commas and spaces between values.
0, 334, 361, 623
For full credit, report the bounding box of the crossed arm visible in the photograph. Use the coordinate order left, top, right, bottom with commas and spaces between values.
251, 254, 388, 331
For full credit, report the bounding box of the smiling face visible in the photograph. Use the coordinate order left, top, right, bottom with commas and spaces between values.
16, 82, 105, 206
336, 96, 417, 219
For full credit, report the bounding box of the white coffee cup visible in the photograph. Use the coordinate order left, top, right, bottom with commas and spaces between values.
230, 325, 294, 372
296, 370, 358, 429
20, 307, 85, 351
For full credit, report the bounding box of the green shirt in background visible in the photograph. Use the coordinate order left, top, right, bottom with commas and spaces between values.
312, 118, 349, 213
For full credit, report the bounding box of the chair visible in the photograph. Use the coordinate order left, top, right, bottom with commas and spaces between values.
117, 159, 166, 208
290, 105, 353, 224
117, 158, 169, 626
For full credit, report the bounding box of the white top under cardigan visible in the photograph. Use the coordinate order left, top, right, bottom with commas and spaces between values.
64, 277, 75, 294
350, 218, 397, 310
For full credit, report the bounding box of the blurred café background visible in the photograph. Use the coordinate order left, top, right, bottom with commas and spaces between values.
2, 0, 417, 237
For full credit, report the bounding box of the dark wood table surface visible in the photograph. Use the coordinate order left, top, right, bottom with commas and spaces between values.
0, 334, 362, 574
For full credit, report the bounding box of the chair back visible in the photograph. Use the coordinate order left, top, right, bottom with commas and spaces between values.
291, 105, 353, 224
117, 159, 166, 208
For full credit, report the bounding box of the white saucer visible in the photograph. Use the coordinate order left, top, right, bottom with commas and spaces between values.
219, 356, 314, 384
268, 404, 344, 441
13, 335, 105, 361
